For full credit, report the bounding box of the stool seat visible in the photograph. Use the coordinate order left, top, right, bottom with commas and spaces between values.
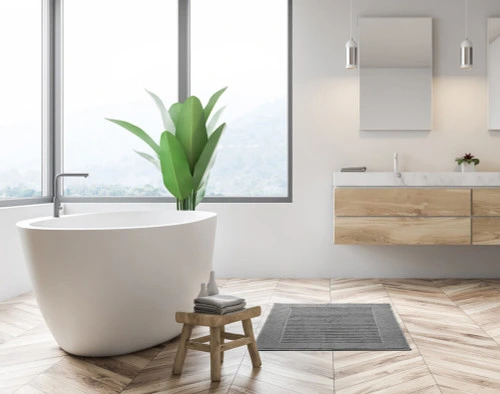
176, 306, 261, 327
172, 306, 262, 382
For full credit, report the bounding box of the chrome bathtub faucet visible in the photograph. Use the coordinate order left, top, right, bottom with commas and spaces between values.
53, 173, 89, 217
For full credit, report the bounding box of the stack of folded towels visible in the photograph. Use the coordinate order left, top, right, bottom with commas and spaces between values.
194, 294, 246, 315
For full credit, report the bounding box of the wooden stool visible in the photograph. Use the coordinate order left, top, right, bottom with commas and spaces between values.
172, 306, 262, 382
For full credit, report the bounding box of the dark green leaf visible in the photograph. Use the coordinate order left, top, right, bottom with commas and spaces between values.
193, 123, 225, 189
175, 96, 207, 172
159, 132, 194, 200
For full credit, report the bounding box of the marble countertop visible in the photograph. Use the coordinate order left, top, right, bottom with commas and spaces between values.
333, 172, 500, 187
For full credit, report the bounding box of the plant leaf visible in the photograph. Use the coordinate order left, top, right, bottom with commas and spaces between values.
106, 118, 160, 156
133, 150, 161, 172
207, 106, 226, 136
204, 87, 227, 122
175, 96, 207, 172
145, 89, 176, 133
169, 102, 183, 129
193, 123, 225, 189
159, 131, 194, 200
195, 175, 209, 207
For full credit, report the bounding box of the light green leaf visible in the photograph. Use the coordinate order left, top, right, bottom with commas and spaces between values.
169, 102, 183, 129
207, 106, 226, 136
195, 176, 209, 207
145, 89, 176, 133
204, 87, 227, 122
133, 150, 161, 172
176, 96, 207, 172
159, 132, 194, 200
106, 118, 160, 156
193, 123, 225, 189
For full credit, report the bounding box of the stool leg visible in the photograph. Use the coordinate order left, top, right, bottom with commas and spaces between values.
242, 319, 262, 368
210, 327, 222, 381
220, 325, 225, 364
172, 324, 193, 375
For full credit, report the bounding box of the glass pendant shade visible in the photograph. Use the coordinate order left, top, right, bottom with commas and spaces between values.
345, 38, 358, 69
345, 0, 357, 69
460, 39, 473, 70
460, 0, 472, 70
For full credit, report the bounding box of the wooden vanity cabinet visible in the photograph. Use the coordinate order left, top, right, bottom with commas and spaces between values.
335, 188, 471, 217
334, 188, 472, 245
335, 187, 500, 245
472, 189, 500, 245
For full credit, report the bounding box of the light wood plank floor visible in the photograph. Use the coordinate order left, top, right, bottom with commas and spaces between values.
1, 279, 500, 393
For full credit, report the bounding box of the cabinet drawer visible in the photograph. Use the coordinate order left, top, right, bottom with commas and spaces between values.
472, 218, 500, 245
335, 188, 471, 217
473, 189, 500, 216
335, 217, 471, 245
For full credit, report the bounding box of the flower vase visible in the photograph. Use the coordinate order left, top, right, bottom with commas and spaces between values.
461, 162, 475, 173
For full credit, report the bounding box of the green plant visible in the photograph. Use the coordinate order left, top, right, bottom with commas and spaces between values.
455, 153, 480, 166
106, 87, 227, 210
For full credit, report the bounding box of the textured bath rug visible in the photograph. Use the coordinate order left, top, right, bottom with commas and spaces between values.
257, 304, 410, 351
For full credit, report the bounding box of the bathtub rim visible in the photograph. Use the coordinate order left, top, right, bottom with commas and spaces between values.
16, 210, 217, 232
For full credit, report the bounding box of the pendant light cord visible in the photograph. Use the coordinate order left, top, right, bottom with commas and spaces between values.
465, 0, 468, 39
350, 0, 353, 38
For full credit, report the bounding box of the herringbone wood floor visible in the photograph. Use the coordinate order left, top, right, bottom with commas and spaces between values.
1, 279, 500, 393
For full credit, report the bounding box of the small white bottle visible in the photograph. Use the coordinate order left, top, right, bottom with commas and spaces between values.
207, 271, 219, 296
197, 283, 208, 298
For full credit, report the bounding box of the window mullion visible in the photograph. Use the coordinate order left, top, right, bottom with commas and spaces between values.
42, 0, 52, 197
179, 0, 190, 102
43, 0, 63, 199
54, 0, 63, 195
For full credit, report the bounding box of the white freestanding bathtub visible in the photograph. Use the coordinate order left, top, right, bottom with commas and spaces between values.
17, 210, 217, 357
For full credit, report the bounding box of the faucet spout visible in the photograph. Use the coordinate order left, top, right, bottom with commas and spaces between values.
393, 153, 401, 178
53, 173, 89, 218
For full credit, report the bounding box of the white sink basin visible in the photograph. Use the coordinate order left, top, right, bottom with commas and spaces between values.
333, 172, 500, 187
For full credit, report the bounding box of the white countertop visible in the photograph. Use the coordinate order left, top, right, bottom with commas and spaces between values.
333, 172, 500, 187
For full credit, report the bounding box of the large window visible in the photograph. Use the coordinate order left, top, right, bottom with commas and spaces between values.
191, 0, 289, 197
0, 1, 43, 200
2, 0, 290, 205
63, 0, 178, 196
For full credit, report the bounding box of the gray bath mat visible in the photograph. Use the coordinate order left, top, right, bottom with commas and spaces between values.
257, 304, 410, 351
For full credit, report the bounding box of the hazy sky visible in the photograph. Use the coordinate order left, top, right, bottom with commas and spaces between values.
1, 0, 287, 195
0, 1, 41, 189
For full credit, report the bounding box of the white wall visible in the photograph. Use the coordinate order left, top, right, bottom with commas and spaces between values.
489, 36, 500, 129
3, 0, 500, 302
67, 0, 500, 279
0, 204, 51, 300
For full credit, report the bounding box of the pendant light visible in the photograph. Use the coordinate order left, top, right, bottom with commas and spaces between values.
345, 0, 357, 69
460, 0, 473, 70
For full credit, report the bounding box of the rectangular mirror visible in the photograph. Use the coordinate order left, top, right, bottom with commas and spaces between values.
489, 18, 500, 131
359, 18, 432, 131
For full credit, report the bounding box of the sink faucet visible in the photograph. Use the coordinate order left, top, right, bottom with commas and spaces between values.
393, 153, 401, 178
53, 173, 89, 217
